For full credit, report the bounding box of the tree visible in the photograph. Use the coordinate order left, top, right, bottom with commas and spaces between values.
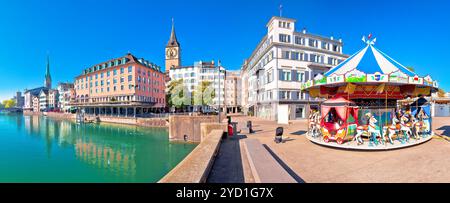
406, 66, 415, 72
166, 79, 190, 109
2, 99, 16, 108
192, 81, 216, 111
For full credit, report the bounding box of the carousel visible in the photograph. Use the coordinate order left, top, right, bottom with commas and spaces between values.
303, 35, 439, 150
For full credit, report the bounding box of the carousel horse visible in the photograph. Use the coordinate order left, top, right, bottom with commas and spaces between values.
367, 115, 384, 145
382, 115, 399, 145
354, 125, 365, 145
412, 109, 429, 139
308, 111, 320, 138
399, 114, 413, 143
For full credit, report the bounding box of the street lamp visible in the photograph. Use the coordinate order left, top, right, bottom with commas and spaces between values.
217, 60, 221, 123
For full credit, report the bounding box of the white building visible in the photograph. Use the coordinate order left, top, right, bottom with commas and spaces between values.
57, 82, 74, 112
169, 60, 226, 111
224, 71, 242, 113
241, 16, 348, 122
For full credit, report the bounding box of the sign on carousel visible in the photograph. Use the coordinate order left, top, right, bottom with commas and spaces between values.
389, 71, 409, 83
367, 72, 388, 82
327, 75, 344, 84
409, 75, 424, 85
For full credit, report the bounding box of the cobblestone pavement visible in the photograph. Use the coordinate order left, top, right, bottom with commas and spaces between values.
228, 116, 450, 183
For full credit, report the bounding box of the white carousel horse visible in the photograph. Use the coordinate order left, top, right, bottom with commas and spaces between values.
308, 111, 320, 137
399, 115, 413, 141
382, 116, 399, 144
367, 116, 384, 143
354, 125, 366, 145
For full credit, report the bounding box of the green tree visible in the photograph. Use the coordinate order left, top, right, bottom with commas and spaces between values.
166, 79, 190, 109
2, 99, 16, 108
192, 81, 216, 110
406, 66, 415, 72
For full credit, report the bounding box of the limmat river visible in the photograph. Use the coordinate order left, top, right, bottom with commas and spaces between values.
0, 113, 197, 183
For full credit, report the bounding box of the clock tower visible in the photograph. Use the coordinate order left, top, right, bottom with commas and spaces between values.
165, 19, 181, 73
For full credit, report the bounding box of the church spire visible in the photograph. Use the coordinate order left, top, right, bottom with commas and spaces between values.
167, 18, 180, 47
44, 55, 52, 89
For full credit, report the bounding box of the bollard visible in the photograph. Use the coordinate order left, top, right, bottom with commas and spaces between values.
274, 127, 283, 143
247, 121, 253, 134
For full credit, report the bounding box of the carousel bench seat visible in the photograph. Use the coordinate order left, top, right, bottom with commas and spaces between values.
243, 139, 297, 183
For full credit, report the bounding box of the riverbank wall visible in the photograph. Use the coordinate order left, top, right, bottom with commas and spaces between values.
24, 112, 168, 127
169, 115, 227, 143
158, 129, 224, 183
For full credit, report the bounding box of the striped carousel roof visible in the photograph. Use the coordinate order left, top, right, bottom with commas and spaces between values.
325, 36, 416, 77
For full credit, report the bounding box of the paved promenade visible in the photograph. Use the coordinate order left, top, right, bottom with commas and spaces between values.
211, 116, 450, 183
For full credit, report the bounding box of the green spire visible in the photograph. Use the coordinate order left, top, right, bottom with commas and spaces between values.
44, 55, 52, 88
45, 55, 51, 80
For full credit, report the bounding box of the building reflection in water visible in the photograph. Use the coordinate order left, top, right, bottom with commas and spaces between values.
23, 115, 139, 178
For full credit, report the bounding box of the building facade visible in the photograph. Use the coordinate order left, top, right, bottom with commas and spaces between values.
13, 91, 24, 108
169, 61, 226, 111
72, 53, 166, 116
57, 82, 74, 112
224, 71, 242, 113
24, 57, 54, 112
241, 16, 348, 122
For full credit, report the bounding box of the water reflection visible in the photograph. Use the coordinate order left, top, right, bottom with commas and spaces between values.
15, 115, 196, 182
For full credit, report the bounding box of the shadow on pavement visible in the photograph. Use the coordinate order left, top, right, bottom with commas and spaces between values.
206, 134, 248, 183
437, 126, 450, 136
263, 144, 305, 183
291, 130, 307, 136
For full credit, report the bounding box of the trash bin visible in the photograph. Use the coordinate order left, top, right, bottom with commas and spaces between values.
228, 123, 234, 137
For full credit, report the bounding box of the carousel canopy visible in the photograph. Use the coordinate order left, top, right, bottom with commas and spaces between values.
325, 37, 416, 77
300, 35, 439, 97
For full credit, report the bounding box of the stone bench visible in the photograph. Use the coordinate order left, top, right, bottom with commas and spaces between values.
243, 139, 297, 183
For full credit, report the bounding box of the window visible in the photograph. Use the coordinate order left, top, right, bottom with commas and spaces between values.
120, 77, 124, 83
333, 44, 338, 52
107, 79, 110, 86
101, 73, 104, 78
113, 69, 117, 76
113, 86, 116, 91
283, 70, 291, 81
291, 52, 299, 60
128, 75, 132, 82
279, 34, 291, 43
100, 81, 104, 86
282, 51, 290, 59
107, 71, 110, 77
308, 39, 317, 47
113, 79, 117, 84
121, 85, 124, 90
120, 67, 124, 74
322, 42, 328, 50
310, 54, 317, 62
297, 72, 305, 82
295, 36, 305, 45
280, 91, 291, 100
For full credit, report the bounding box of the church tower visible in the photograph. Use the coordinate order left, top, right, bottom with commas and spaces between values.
44, 55, 52, 89
165, 18, 181, 73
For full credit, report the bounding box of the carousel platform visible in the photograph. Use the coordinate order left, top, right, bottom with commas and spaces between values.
306, 133, 434, 151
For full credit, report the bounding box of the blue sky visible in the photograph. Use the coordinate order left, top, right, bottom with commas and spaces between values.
1, 0, 449, 101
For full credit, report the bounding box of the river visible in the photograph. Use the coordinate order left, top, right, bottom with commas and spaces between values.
0, 113, 196, 183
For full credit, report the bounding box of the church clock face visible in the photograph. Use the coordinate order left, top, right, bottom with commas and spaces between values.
166, 48, 178, 59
